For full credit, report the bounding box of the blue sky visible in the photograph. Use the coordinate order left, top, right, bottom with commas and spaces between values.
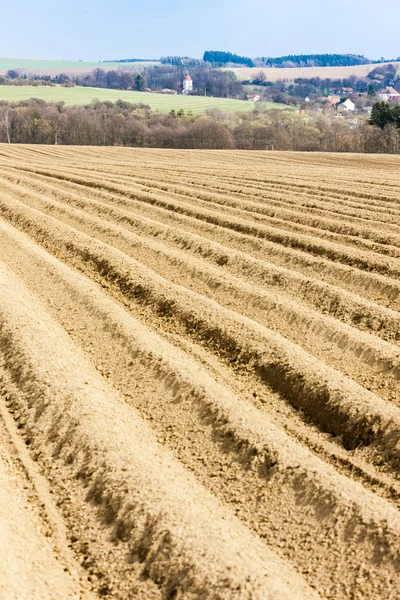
1, 0, 399, 61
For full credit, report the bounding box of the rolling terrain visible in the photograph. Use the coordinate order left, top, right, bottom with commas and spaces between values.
2, 55, 399, 82
0, 146, 400, 599
227, 60, 400, 81
0, 57, 159, 75
0, 85, 276, 113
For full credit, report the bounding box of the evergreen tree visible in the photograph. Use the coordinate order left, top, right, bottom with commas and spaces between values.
391, 105, 400, 128
135, 74, 147, 91
369, 102, 393, 129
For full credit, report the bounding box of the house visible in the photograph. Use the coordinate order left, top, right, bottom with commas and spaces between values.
160, 88, 178, 95
378, 87, 400, 103
182, 74, 193, 95
246, 94, 261, 102
337, 98, 355, 112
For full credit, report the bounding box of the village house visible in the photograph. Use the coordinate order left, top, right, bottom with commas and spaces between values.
246, 94, 261, 102
378, 87, 400, 103
182, 74, 193, 95
337, 98, 355, 112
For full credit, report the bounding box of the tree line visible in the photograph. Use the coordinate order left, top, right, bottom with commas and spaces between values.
261, 54, 370, 68
1, 66, 244, 99
203, 51, 254, 67
0, 99, 398, 153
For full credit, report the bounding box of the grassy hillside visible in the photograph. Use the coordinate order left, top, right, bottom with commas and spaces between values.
0, 57, 159, 75
227, 61, 400, 82
0, 85, 288, 113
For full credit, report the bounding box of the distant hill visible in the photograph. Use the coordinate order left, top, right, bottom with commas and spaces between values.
203, 52, 372, 69
227, 61, 400, 83
103, 58, 158, 63
0, 57, 160, 76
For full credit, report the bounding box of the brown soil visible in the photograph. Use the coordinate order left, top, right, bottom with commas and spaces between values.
0, 146, 400, 599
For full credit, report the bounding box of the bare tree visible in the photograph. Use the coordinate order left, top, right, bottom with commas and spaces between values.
0, 108, 11, 143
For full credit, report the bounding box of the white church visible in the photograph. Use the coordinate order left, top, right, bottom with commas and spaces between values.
182, 74, 193, 95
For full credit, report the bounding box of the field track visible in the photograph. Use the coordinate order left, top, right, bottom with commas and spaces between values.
0, 146, 400, 599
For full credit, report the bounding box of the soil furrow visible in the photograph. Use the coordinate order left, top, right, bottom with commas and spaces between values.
1, 197, 400, 476
2, 220, 400, 600
13, 165, 400, 277
1, 146, 400, 600
0, 259, 319, 600
2, 170, 400, 344
6, 165, 400, 311
1, 180, 399, 403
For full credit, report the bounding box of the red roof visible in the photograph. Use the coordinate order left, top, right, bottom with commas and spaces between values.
184, 75, 192, 80
381, 87, 400, 96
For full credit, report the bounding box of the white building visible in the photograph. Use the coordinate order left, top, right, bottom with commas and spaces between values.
246, 94, 261, 102
337, 98, 355, 113
182, 74, 193, 94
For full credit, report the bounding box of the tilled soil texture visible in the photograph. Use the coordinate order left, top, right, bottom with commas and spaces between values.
0, 147, 400, 600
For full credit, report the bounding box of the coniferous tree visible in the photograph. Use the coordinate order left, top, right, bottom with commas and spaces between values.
369, 102, 393, 129
391, 105, 400, 128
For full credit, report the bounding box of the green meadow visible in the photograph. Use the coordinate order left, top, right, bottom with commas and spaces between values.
0, 85, 288, 113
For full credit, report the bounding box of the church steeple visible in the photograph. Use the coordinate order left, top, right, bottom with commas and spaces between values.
182, 73, 193, 94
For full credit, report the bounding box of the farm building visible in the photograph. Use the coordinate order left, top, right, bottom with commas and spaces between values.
246, 94, 261, 102
378, 87, 400, 103
337, 99, 355, 112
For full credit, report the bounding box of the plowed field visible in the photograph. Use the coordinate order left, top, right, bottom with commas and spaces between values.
1, 146, 400, 600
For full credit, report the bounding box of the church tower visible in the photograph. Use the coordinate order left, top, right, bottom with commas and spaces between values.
182, 74, 193, 94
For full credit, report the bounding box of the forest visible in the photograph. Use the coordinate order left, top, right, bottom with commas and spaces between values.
261, 54, 370, 67
0, 98, 398, 153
